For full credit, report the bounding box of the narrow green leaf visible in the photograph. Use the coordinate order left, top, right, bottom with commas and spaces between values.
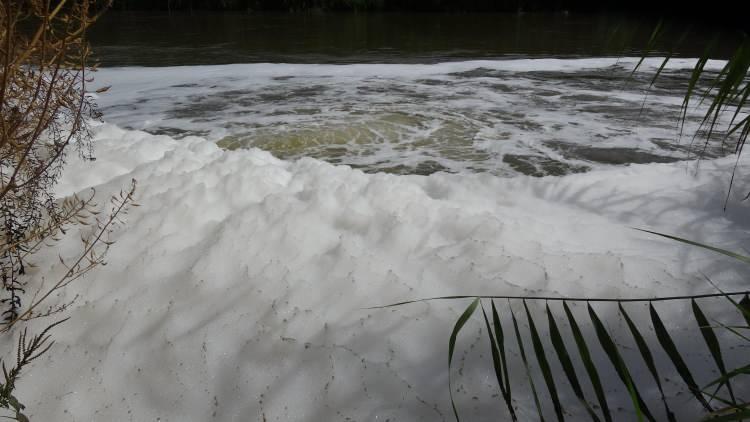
492, 301, 513, 409
734, 118, 750, 156
7, 395, 23, 412
725, 115, 750, 139
636, 229, 750, 264
647, 27, 690, 89
448, 298, 479, 422
619, 303, 675, 422
679, 39, 716, 140
449, 299, 479, 366
727, 82, 750, 133
481, 302, 517, 421
685, 54, 710, 109
588, 304, 656, 422
368, 290, 750, 310
695, 43, 730, 109
563, 302, 612, 422
631, 20, 663, 76
524, 301, 565, 421
697, 40, 750, 163
701, 276, 750, 334
510, 303, 546, 422
716, 321, 750, 343
701, 408, 750, 422
739, 295, 750, 327
704, 364, 750, 390
650, 303, 713, 412
639, 46, 676, 118
546, 303, 601, 422
705, 393, 741, 408
650, 54, 672, 84
692, 299, 736, 405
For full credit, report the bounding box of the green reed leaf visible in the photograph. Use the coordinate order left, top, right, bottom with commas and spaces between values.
701, 408, 750, 422
511, 303, 546, 422
650, 303, 713, 412
448, 298, 479, 421
631, 19, 663, 76
589, 304, 655, 422
704, 364, 750, 391
524, 301, 565, 421
481, 302, 517, 421
563, 302, 612, 422
636, 230, 750, 265
619, 303, 675, 421
547, 303, 601, 421
692, 299, 736, 405
739, 295, 750, 327
491, 300, 515, 419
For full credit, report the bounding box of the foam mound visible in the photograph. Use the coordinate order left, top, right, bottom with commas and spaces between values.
20, 123, 750, 421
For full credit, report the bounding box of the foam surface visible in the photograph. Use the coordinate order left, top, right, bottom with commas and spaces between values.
20, 121, 750, 421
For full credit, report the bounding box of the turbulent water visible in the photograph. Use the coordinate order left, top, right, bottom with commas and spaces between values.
93, 58, 730, 176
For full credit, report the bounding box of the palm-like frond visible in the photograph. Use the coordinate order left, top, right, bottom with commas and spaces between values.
637, 35, 750, 208
397, 292, 749, 421
381, 235, 750, 421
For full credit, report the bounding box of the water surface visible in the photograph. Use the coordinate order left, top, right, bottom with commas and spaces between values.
90, 13, 738, 175
91, 12, 735, 66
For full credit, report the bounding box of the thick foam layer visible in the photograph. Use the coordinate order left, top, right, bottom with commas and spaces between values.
22, 123, 750, 421
92, 58, 734, 176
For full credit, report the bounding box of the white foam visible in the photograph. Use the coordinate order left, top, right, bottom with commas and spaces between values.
20, 122, 750, 421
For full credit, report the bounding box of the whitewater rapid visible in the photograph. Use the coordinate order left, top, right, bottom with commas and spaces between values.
17, 58, 750, 421
91, 58, 731, 176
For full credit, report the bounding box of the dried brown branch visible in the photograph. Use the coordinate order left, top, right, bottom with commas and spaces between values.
0, 2, 128, 420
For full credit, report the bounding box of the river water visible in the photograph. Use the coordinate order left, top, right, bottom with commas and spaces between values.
88, 12, 737, 176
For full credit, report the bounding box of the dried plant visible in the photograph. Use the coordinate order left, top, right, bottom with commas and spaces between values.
0, 1, 135, 420
0, 318, 67, 422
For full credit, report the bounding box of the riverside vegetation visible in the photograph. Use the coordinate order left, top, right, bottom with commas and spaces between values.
0, 1, 136, 420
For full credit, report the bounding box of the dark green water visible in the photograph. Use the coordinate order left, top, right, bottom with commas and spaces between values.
89, 12, 735, 67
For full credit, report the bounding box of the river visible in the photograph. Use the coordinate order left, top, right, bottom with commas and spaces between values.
88, 12, 736, 176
